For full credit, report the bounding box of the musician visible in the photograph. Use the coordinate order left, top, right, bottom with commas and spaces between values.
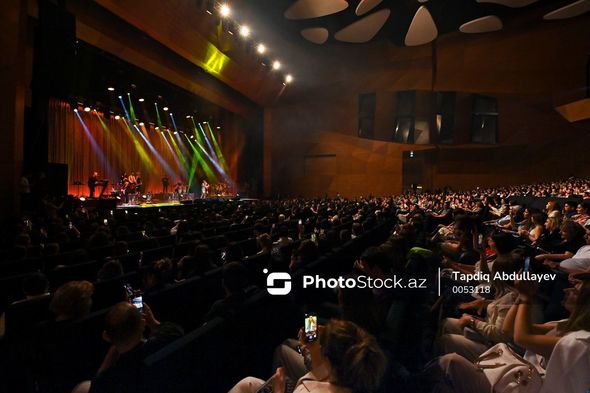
201, 179, 210, 199
88, 171, 99, 198
162, 176, 169, 194
135, 172, 143, 194
174, 181, 183, 199
124, 172, 137, 203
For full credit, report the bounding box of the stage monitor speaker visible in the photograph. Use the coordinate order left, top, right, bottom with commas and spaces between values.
46, 163, 68, 197
358, 93, 376, 138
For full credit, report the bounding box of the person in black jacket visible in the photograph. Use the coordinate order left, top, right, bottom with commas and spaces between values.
74, 302, 183, 393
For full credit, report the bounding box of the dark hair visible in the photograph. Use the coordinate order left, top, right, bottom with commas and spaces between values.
561, 220, 586, 243
50, 281, 94, 319
338, 279, 382, 335
257, 233, 272, 250
278, 225, 289, 237
491, 232, 515, 255
530, 212, 547, 226
146, 258, 174, 286
104, 302, 143, 346
359, 247, 391, 274
321, 320, 386, 392
225, 242, 244, 263
22, 272, 49, 297
580, 201, 590, 215
97, 259, 124, 281
222, 262, 248, 294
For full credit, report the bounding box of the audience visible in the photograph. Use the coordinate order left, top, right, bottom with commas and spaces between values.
4, 178, 590, 393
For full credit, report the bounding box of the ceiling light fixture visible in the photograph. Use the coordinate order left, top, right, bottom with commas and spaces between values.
219, 4, 231, 17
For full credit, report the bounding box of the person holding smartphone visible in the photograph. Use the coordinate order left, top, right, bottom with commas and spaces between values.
228, 319, 386, 393
73, 302, 183, 393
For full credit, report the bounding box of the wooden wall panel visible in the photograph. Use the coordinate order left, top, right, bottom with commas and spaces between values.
269, 15, 590, 196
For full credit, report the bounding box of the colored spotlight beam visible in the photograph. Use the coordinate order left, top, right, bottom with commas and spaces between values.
120, 118, 154, 171
204, 122, 228, 172
75, 111, 115, 178
132, 123, 176, 179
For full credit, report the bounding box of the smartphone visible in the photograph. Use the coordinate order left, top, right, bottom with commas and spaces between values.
524, 256, 531, 272
123, 283, 134, 298
311, 233, 317, 243
478, 234, 484, 247
103, 219, 108, 225
132, 295, 143, 312
304, 313, 318, 343
298, 219, 302, 225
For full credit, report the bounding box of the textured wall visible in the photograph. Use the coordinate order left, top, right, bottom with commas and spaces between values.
267, 14, 590, 196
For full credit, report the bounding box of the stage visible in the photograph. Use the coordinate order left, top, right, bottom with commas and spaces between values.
73, 193, 251, 211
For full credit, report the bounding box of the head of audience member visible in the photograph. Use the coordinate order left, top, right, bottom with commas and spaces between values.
560, 220, 586, 244
87, 230, 111, 250
489, 232, 516, 257
143, 258, 174, 293
278, 225, 290, 240
102, 302, 145, 353
490, 254, 520, 295
43, 242, 60, 257
564, 200, 578, 216
177, 256, 199, 280
338, 280, 383, 336
256, 233, 273, 254
530, 212, 547, 229
545, 200, 561, 215
222, 262, 248, 297
115, 225, 130, 238
319, 320, 386, 393
356, 247, 392, 278
453, 215, 476, 248
114, 240, 129, 255
193, 244, 215, 270
380, 235, 408, 274
22, 272, 50, 299
351, 222, 363, 239
545, 211, 563, 234
558, 278, 590, 335
224, 242, 244, 263
97, 259, 124, 282
339, 229, 352, 243
290, 240, 319, 271
577, 202, 590, 217
50, 280, 94, 321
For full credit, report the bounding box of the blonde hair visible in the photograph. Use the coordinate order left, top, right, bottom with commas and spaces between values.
321, 320, 386, 392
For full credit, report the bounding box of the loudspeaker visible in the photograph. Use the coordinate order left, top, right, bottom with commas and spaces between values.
46, 163, 68, 197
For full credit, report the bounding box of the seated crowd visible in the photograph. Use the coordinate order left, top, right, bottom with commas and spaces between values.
1, 178, 590, 393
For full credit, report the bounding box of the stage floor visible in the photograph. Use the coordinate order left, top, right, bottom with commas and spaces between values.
117, 201, 183, 209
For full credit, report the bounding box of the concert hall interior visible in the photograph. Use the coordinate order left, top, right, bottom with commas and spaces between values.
2, 0, 590, 393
